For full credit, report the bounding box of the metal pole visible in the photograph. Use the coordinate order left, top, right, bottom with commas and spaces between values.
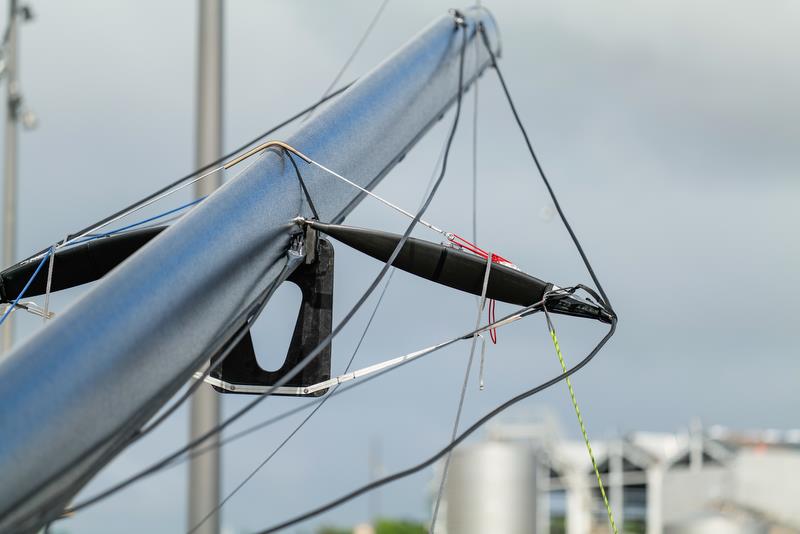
0, 8, 501, 532
2, 0, 19, 353
188, 1, 222, 533
610, 439, 624, 533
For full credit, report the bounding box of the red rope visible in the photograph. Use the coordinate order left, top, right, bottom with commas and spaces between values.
448, 233, 514, 266
446, 234, 510, 344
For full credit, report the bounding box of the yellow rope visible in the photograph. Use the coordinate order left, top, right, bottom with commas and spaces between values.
548, 319, 619, 534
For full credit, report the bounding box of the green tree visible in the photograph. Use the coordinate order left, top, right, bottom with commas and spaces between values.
375, 518, 427, 534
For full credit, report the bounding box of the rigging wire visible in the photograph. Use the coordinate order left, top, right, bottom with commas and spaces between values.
0, 199, 203, 322
39, 0, 387, 256
429, 253, 493, 531
68, 197, 204, 246
0, 247, 53, 327
301, 152, 517, 270
39, 16, 618, 534
472, 26, 480, 246
478, 25, 612, 310
127, 133, 455, 478
42, 238, 58, 323
248, 23, 624, 533
478, 23, 619, 531
62, 21, 471, 519
8, 254, 303, 531
66, 297, 539, 505
303, 0, 391, 123
186, 270, 396, 534
12, 83, 353, 267
253, 293, 616, 534
187, 109, 455, 532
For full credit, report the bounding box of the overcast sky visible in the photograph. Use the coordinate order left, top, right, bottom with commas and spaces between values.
2, 0, 799, 533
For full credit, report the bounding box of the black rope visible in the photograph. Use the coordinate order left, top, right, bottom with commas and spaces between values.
12, 83, 353, 267
253, 24, 626, 533
478, 25, 612, 310
62, 21, 471, 519
303, 0, 390, 122
285, 150, 319, 219
6, 256, 301, 530
186, 271, 396, 534
65, 298, 542, 502
255, 309, 617, 534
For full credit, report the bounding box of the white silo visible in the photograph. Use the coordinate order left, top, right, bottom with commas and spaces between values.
443, 440, 538, 534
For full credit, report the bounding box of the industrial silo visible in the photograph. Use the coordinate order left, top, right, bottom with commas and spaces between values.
443, 441, 538, 534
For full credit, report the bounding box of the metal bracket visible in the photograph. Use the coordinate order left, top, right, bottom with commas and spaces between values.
209, 237, 334, 396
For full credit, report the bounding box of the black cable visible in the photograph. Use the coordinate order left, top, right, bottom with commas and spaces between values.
186, 270, 396, 534
166, 133, 454, 469
63, 21, 470, 518
13, 83, 353, 267
255, 24, 627, 532
255, 312, 617, 533
303, 0, 390, 122
6, 85, 360, 526
6, 84, 353, 528
286, 150, 319, 219
6, 257, 302, 531
478, 25, 612, 310
169, 141, 457, 470
64, 298, 541, 499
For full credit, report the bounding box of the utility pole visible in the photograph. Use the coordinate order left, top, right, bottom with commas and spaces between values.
2, 0, 20, 353
369, 436, 382, 526
1, 0, 33, 354
188, 1, 222, 533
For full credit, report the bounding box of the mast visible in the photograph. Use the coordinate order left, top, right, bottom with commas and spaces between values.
0, 8, 501, 531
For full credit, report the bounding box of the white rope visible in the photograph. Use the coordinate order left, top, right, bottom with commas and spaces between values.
309, 159, 447, 236
41, 235, 63, 322
60, 165, 225, 249
478, 334, 487, 390
199, 294, 534, 401
302, 340, 451, 395
430, 252, 493, 531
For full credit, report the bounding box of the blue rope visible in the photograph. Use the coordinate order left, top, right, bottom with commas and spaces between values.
0, 247, 55, 327
68, 197, 205, 247
1, 197, 205, 330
